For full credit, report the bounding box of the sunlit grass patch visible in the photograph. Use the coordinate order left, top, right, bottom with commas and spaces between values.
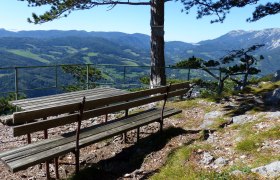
151, 144, 233, 180
236, 125, 280, 152
249, 81, 280, 94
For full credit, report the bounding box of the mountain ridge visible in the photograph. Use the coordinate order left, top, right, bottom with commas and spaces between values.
0, 28, 279, 74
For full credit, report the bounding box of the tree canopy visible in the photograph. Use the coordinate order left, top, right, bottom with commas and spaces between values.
179, 0, 280, 23
21, 0, 280, 24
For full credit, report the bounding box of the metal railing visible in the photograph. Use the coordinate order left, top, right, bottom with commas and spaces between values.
0, 64, 221, 100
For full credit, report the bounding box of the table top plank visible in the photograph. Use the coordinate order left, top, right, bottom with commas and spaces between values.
10, 87, 127, 111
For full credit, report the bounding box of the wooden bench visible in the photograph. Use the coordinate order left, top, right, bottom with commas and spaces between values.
0, 82, 191, 179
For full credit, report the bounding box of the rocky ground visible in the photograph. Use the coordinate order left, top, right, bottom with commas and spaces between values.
0, 94, 280, 179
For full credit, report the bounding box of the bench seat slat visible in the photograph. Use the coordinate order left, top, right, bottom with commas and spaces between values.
1, 108, 181, 172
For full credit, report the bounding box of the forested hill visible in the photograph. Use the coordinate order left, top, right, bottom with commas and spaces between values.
0, 28, 279, 74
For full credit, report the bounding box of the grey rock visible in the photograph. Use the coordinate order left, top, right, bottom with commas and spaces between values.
273, 70, 280, 81
264, 111, 280, 119
213, 157, 229, 167
264, 88, 280, 105
200, 111, 224, 129
204, 111, 224, 119
0, 115, 13, 125
200, 152, 214, 165
230, 170, 244, 176
232, 115, 255, 124
251, 161, 280, 178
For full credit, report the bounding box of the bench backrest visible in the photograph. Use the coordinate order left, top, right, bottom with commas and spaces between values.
12, 82, 191, 137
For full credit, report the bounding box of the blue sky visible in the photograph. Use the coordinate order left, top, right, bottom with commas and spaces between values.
0, 0, 279, 43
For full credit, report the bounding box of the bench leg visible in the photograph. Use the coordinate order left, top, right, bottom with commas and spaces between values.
160, 121, 163, 133
43, 128, 51, 179
105, 114, 108, 123
123, 132, 127, 143
75, 150, 80, 174
46, 161, 50, 180
27, 133, 31, 144
55, 157, 59, 179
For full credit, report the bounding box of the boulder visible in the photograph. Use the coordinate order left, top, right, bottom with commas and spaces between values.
213, 157, 229, 167
200, 152, 214, 165
264, 111, 280, 119
251, 161, 280, 178
199, 111, 224, 129
232, 114, 255, 124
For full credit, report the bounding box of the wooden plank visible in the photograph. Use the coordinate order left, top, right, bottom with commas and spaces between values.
13, 103, 80, 125
22, 90, 128, 111
83, 94, 165, 119
83, 86, 167, 110
11, 87, 117, 105
7, 108, 181, 172
0, 136, 63, 159
167, 88, 191, 98
13, 114, 79, 136
169, 82, 190, 91
15, 88, 126, 109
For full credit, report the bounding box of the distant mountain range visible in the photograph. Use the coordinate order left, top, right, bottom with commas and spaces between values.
0, 28, 279, 75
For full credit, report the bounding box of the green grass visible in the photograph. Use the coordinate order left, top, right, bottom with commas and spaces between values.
248, 81, 280, 94
55, 46, 78, 54
87, 52, 98, 57
0, 74, 9, 78
151, 144, 233, 180
121, 60, 139, 66
81, 47, 89, 51
124, 49, 140, 56
42, 54, 56, 59
236, 125, 280, 152
7, 49, 50, 64
49, 51, 63, 55
209, 117, 229, 129
166, 98, 201, 109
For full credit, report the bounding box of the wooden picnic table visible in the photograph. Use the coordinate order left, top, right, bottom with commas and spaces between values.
0, 82, 190, 179
10, 87, 129, 111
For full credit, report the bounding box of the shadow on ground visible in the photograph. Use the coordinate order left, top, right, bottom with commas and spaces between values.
222, 94, 280, 117
71, 127, 196, 180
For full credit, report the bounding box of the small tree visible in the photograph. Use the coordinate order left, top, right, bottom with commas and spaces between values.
175, 44, 264, 94
62, 65, 102, 91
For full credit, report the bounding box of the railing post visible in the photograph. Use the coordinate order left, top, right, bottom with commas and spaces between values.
219, 68, 222, 82
86, 64, 89, 90
14, 67, 18, 100
187, 68, 191, 81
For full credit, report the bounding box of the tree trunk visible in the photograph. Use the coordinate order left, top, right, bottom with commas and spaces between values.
218, 79, 224, 95
150, 0, 166, 88
242, 71, 249, 90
